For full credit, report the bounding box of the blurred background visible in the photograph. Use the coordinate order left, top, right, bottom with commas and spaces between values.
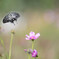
0, 0, 59, 59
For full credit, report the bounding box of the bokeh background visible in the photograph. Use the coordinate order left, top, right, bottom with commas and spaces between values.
0, 0, 59, 59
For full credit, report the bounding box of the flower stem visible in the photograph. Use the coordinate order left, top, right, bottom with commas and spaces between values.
28, 54, 30, 59
35, 57, 36, 59
0, 37, 8, 59
32, 41, 34, 50
32, 41, 35, 59
9, 33, 14, 59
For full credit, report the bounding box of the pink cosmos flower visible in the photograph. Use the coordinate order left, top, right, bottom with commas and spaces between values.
25, 31, 40, 40
32, 49, 38, 57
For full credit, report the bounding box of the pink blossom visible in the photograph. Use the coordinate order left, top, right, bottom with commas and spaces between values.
25, 31, 40, 40
32, 49, 38, 57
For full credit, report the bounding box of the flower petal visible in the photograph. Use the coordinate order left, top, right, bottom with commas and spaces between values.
24, 49, 27, 52
32, 49, 38, 57
26, 35, 29, 38
29, 31, 35, 36
25, 38, 29, 40
35, 33, 40, 39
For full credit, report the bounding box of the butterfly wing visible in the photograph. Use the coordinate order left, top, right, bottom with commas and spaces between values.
3, 12, 20, 23
3, 14, 10, 23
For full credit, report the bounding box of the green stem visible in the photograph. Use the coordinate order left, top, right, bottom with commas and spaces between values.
32, 41, 34, 50
28, 54, 30, 59
9, 33, 14, 59
32, 41, 35, 59
0, 37, 5, 49
35, 57, 36, 59
0, 37, 8, 59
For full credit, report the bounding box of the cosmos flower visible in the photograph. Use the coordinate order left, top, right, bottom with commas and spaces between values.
32, 49, 38, 57
25, 31, 40, 40
24, 49, 38, 58
24, 49, 33, 54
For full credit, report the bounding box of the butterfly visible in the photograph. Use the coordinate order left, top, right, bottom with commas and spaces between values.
3, 12, 20, 24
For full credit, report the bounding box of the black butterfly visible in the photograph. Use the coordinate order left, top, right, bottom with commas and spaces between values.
3, 12, 20, 24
